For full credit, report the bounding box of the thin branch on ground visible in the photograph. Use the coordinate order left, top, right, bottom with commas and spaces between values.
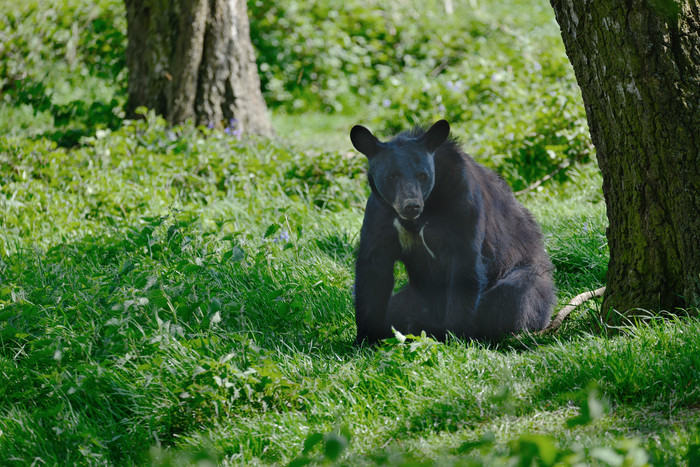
514, 159, 571, 196
540, 286, 606, 334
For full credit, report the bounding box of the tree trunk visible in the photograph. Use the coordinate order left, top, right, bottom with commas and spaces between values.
549, 1, 700, 319
124, 0, 272, 136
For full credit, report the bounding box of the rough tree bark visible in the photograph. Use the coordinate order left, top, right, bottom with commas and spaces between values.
549, 0, 700, 319
124, 0, 272, 136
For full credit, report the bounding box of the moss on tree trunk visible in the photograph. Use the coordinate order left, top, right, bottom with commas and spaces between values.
550, 0, 700, 318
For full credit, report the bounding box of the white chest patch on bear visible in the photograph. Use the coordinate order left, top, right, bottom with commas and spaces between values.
393, 219, 436, 259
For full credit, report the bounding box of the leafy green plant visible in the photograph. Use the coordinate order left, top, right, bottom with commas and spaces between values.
376, 329, 443, 372
0, 0, 126, 144
289, 427, 353, 466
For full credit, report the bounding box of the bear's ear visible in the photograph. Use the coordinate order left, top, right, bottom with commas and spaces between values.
350, 125, 380, 158
420, 119, 450, 153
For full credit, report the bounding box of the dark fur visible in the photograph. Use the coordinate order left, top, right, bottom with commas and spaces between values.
351, 120, 555, 344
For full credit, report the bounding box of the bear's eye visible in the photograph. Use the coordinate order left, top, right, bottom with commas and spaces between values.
418, 172, 429, 182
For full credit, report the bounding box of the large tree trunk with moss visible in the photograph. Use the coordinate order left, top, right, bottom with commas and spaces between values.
124, 0, 272, 135
549, 1, 700, 319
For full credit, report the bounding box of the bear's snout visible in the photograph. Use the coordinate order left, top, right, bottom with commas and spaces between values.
393, 179, 425, 220
397, 200, 423, 220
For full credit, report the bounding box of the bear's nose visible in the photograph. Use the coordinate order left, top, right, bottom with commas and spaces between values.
400, 201, 422, 220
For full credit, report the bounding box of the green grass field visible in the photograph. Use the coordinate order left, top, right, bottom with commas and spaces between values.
1, 0, 699, 465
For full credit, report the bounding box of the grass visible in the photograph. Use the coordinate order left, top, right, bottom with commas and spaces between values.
1, 113, 698, 466
1, 0, 699, 464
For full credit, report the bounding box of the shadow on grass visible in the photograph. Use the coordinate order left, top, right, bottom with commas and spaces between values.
0, 214, 360, 462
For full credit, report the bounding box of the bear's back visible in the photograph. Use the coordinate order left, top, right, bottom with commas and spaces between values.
434, 142, 552, 285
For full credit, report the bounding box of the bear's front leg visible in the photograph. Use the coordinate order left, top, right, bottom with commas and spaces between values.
354, 197, 400, 344
355, 251, 395, 344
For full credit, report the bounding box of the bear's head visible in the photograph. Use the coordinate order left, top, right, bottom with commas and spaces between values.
350, 120, 450, 221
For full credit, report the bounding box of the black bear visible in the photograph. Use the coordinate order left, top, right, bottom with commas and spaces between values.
350, 120, 555, 344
